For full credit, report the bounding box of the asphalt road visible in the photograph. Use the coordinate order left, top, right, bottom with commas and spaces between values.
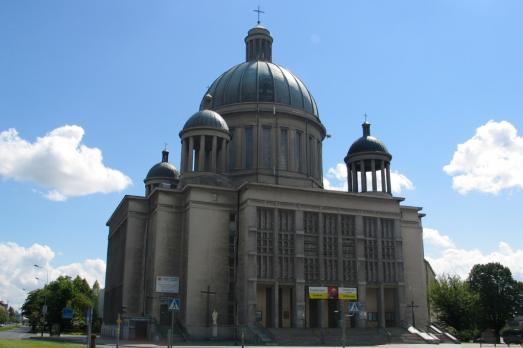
0, 325, 34, 340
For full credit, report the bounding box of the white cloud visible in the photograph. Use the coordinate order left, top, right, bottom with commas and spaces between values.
0, 242, 106, 310
423, 228, 455, 249
0, 125, 132, 201
443, 120, 523, 194
324, 162, 414, 194
424, 228, 523, 281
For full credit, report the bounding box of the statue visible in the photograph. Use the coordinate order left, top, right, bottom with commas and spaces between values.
212, 309, 218, 326
211, 308, 218, 338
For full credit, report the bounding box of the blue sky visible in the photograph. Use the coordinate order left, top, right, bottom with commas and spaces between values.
1, 0, 522, 307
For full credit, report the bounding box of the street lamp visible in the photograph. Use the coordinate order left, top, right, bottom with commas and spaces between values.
34, 264, 48, 337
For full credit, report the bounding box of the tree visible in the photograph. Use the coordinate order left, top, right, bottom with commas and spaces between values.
430, 274, 479, 338
8, 306, 16, 322
21, 275, 100, 333
21, 289, 45, 332
0, 306, 8, 324
468, 263, 520, 341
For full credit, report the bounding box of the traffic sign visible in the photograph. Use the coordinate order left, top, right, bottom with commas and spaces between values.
349, 302, 361, 313
62, 308, 73, 319
169, 298, 181, 311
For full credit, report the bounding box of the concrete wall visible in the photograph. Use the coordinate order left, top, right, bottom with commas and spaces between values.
400, 207, 429, 328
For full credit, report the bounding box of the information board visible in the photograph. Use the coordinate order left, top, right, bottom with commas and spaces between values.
339, 287, 358, 300
156, 276, 179, 293
308, 286, 328, 299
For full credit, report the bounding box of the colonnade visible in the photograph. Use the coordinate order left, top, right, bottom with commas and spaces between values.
180, 134, 228, 173
347, 159, 391, 194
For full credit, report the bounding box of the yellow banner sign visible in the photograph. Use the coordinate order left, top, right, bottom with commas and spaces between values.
339, 287, 358, 300
308, 286, 328, 300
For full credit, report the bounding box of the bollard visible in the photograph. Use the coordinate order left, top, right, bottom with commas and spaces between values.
90, 334, 96, 348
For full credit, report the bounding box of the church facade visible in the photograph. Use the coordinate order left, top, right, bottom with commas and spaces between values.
102, 23, 429, 340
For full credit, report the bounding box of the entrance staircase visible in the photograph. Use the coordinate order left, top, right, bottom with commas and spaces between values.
267, 327, 398, 346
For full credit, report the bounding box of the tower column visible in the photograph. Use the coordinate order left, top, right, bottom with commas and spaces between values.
181, 138, 187, 173
187, 136, 194, 172
211, 135, 218, 172
381, 160, 386, 193
198, 135, 206, 171
360, 160, 367, 192
351, 163, 358, 192
347, 164, 353, 192
371, 159, 377, 192
386, 162, 392, 194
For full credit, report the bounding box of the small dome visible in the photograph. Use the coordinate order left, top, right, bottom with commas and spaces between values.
145, 150, 179, 180
347, 122, 391, 157
146, 162, 179, 180
182, 110, 229, 131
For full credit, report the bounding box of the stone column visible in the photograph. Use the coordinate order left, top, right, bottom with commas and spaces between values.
272, 283, 279, 328
355, 216, 366, 328
272, 209, 280, 328
351, 163, 358, 192
376, 218, 385, 328
378, 285, 386, 328
221, 138, 227, 173
381, 160, 386, 193
386, 162, 392, 194
294, 210, 305, 328
181, 138, 187, 173
198, 135, 206, 172
347, 164, 353, 192
360, 160, 367, 192
211, 136, 217, 172
289, 130, 296, 172
187, 136, 194, 172
371, 160, 377, 192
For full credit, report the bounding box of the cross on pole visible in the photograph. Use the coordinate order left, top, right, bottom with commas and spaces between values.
253, 5, 264, 24
406, 300, 419, 327
201, 285, 216, 327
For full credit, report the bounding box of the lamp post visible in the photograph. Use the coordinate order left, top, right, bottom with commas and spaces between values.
34, 264, 48, 337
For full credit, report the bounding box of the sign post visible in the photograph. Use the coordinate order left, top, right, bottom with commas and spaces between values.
168, 298, 180, 348
116, 313, 122, 348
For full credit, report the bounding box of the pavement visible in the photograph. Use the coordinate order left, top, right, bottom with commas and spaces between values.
0, 327, 516, 348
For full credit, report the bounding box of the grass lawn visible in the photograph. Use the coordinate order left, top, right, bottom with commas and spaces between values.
0, 340, 83, 348
0, 325, 20, 332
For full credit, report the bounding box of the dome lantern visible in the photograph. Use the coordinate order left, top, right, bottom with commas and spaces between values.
344, 121, 393, 194
245, 25, 273, 62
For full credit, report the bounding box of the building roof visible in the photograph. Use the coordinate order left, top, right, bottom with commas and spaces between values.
200, 61, 319, 117
182, 109, 229, 131
145, 150, 179, 180
347, 122, 391, 157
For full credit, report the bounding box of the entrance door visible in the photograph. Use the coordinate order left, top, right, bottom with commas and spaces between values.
327, 299, 339, 328
309, 299, 320, 328
135, 321, 147, 339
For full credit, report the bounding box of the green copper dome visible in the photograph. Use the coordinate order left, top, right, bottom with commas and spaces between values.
145, 150, 179, 180
146, 162, 179, 180
200, 61, 319, 117
182, 110, 229, 131
346, 122, 391, 157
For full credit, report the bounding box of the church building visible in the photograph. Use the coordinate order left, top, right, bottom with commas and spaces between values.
102, 22, 429, 341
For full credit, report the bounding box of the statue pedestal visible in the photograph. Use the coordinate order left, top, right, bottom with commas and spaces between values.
212, 324, 218, 338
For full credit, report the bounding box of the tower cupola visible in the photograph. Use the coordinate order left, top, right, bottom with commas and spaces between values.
245, 25, 273, 62
344, 121, 393, 194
